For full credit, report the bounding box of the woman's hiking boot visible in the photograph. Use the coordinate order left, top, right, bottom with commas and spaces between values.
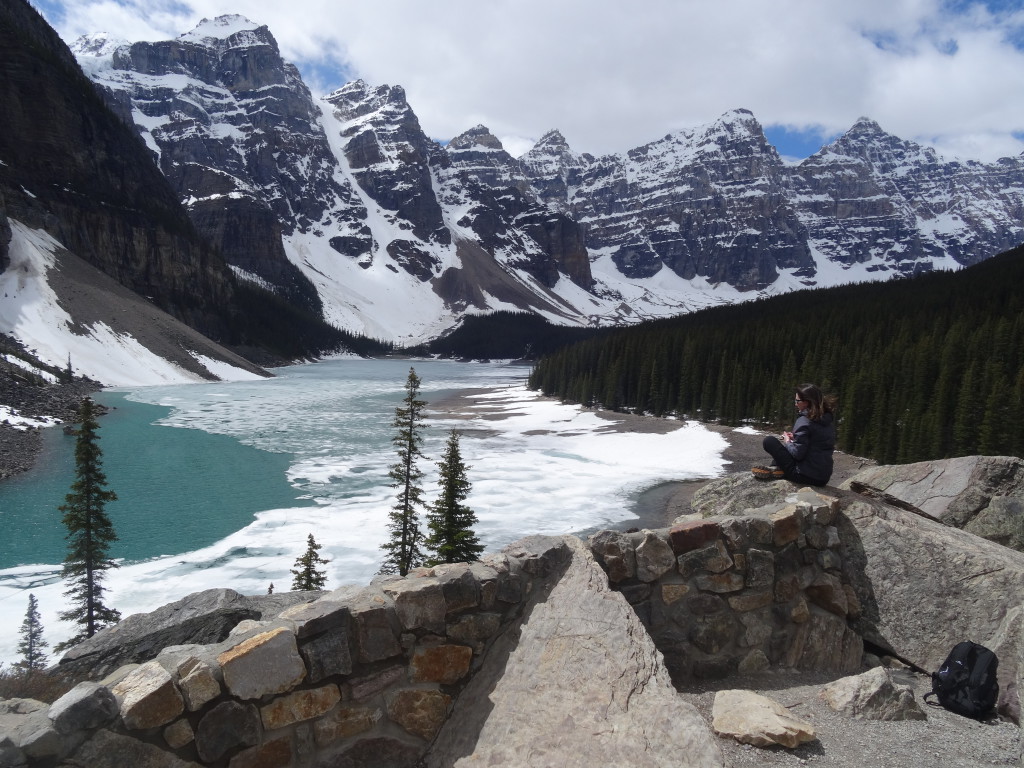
751, 465, 785, 481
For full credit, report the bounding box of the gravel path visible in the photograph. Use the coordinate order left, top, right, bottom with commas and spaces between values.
678, 667, 1020, 767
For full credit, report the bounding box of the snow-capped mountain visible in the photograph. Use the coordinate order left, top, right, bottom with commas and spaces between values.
66, 15, 1024, 344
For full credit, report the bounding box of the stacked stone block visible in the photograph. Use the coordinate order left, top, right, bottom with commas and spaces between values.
0, 543, 566, 768
589, 487, 863, 683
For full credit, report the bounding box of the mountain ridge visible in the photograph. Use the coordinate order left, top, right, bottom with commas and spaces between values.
65, 13, 1024, 347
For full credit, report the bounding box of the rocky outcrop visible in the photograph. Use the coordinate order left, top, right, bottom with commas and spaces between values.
327, 79, 449, 259
839, 491, 1024, 720
5, 461, 1024, 766
0, 0, 237, 341
841, 455, 1024, 546
440, 125, 592, 290
791, 118, 1024, 269
3, 537, 728, 768
534, 110, 813, 289
56, 589, 315, 681
75, 17, 346, 314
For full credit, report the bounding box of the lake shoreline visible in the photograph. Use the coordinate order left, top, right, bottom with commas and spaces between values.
0, 378, 100, 482
430, 387, 876, 531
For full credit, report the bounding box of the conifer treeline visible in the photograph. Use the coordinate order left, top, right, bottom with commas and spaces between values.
528, 246, 1024, 465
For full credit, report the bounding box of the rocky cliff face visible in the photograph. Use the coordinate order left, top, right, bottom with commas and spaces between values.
73, 17, 348, 314
0, 0, 237, 340
532, 110, 813, 289
789, 118, 1024, 270
68, 14, 1024, 341
325, 80, 448, 278
439, 124, 591, 290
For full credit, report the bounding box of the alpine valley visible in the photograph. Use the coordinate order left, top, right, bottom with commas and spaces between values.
2, 4, 1024, 387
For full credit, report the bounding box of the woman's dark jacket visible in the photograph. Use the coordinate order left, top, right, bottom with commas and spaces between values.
786, 411, 836, 484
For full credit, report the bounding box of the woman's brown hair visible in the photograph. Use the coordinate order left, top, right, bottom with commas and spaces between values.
795, 383, 837, 422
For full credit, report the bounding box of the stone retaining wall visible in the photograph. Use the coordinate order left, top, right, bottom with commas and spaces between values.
589, 486, 864, 683
0, 540, 569, 768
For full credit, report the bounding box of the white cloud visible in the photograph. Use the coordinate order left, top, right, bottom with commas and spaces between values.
39, 0, 1024, 160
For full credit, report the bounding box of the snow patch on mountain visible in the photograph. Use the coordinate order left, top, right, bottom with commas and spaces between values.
0, 221, 262, 386
179, 14, 263, 46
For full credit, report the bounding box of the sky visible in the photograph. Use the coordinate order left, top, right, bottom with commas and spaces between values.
30, 0, 1024, 162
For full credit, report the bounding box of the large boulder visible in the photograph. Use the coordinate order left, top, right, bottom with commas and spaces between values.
57, 589, 317, 679
820, 667, 926, 721
711, 689, 816, 748
424, 535, 727, 768
689, 473, 796, 520
837, 493, 1024, 720
841, 456, 1024, 546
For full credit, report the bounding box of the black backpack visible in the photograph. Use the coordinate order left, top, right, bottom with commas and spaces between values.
924, 641, 999, 719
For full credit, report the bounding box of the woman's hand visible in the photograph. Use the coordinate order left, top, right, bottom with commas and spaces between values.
782, 431, 794, 443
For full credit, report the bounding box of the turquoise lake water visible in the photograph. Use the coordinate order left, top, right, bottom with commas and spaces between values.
0, 392, 311, 568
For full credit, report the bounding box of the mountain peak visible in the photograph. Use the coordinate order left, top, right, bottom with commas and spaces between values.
713, 108, 762, 133
849, 117, 885, 135
179, 15, 267, 45
448, 125, 504, 151
70, 32, 126, 57
326, 80, 412, 121
533, 129, 569, 151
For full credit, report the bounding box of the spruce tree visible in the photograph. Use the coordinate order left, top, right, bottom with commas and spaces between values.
379, 367, 427, 576
291, 533, 329, 591
425, 430, 483, 566
56, 397, 121, 652
16, 593, 48, 673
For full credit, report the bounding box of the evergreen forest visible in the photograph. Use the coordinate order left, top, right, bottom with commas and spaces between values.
528, 245, 1024, 465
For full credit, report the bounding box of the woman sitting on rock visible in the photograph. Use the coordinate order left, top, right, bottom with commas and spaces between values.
753, 383, 837, 486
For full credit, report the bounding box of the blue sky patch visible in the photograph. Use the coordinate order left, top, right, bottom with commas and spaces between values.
764, 125, 842, 162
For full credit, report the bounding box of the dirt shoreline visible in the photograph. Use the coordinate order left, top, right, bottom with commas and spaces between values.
0, 378, 99, 482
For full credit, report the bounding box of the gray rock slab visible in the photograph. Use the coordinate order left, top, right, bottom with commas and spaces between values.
820, 667, 926, 721
67, 728, 198, 767
841, 455, 1024, 529
56, 588, 316, 678
47, 682, 118, 734
423, 535, 726, 768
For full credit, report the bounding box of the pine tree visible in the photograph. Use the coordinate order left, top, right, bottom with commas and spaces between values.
425, 430, 483, 566
15, 593, 48, 673
56, 397, 121, 652
291, 533, 329, 591
379, 368, 427, 576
